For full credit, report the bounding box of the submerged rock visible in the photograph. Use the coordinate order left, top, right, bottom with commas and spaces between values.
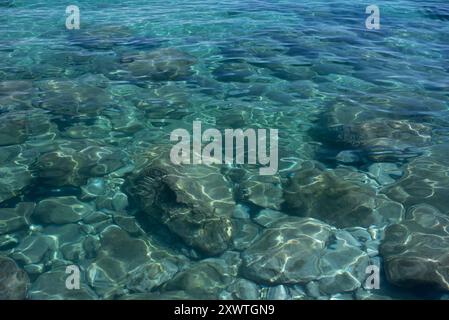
283, 161, 404, 228
87, 225, 187, 297
44, 224, 93, 263
253, 209, 290, 228
335, 119, 431, 161
32, 150, 78, 187
29, 268, 97, 300
36, 79, 111, 116
212, 60, 255, 83
0, 256, 30, 300
9, 223, 91, 270
122, 290, 198, 300
0, 80, 33, 94
161, 252, 241, 299
265, 284, 290, 300
227, 167, 283, 210
383, 147, 449, 214
314, 101, 434, 162
34, 196, 93, 224
342, 119, 429, 150
125, 146, 235, 256
33, 143, 128, 187
88, 178, 129, 212
224, 278, 261, 300
0, 117, 27, 146
0, 234, 19, 250
254, 60, 316, 81
68, 25, 134, 50
121, 48, 196, 81
0, 0, 15, 7
126, 259, 181, 294
11, 233, 57, 265
380, 204, 449, 292
0, 165, 33, 204
232, 219, 260, 251
0, 110, 53, 145
0, 202, 34, 234
9, 223, 93, 272
368, 162, 403, 186
87, 225, 150, 295
241, 216, 370, 294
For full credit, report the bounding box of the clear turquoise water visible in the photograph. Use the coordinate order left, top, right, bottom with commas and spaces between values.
1, 0, 449, 300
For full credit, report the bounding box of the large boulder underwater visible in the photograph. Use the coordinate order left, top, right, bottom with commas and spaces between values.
124, 146, 235, 256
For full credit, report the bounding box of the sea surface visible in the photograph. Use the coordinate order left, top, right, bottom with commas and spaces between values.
1, 0, 449, 300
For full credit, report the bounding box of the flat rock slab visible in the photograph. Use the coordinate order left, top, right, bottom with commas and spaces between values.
0, 255, 30, 300
380, 204, 449, 291
241, 216, 369, 294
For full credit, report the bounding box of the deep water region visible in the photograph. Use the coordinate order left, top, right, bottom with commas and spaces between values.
1, 0, 449, 300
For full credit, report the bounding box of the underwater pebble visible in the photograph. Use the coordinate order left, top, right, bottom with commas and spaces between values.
0, 255, 30, 300
23, 264, 44, 275
333, 230, 362, 248
11, 233, 56, 265
365, 241, 379, 257
122, 48, 196, 81
284, 161, 404, 228
267, 285, 290, 300
232, 219, 260, 251
86, 225, 177, 297
241, 216, 369, 289
0, 202, 34, 235
368, 162, 403, 185
253, 209, 289, 227
355, 288, 392, 300
289, 285, 307, 300
82, 235, 101, 259
82, 211, 111, 224
95, 186, 128, 212
0, 234, 19, 249
225, 278, 260, 300
0, 165, 32, 204
81, 178, 106, 198
336, 150, 360, 163
29, 268, 97, 300
111, 192, 128, 211
383, 146, 449, 214
113, 214, 145, 236
233, 204, 251, 219
330, 293, 355, 300
161, 256, 239, 299
125, 146, 235, 256
126, 260, 180, 293
34, 196, 94, 224
345, 227, 372, 243
33, 145, 128, 188
43, 224, 92, 263
239, 174, 284, 211
380, 204, 449, 292
318, 272, 361, 295
305, 281, 321, 299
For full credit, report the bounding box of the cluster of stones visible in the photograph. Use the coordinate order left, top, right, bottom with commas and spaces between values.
1, 20, 449, 301
311, 99, 449, 295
